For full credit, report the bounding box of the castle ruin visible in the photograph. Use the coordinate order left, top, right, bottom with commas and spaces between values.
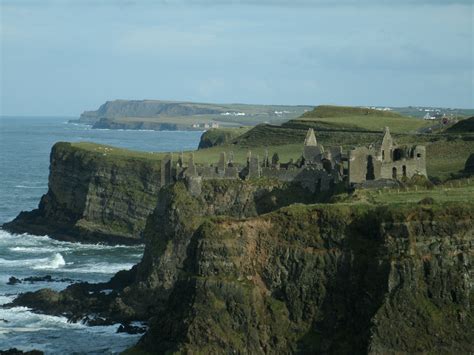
348, 127, 427, 183
160, 127, 427, 193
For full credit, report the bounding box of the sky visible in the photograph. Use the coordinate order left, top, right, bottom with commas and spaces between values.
0, 0, 473, 116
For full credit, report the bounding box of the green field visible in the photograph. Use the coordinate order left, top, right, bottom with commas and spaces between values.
340, 178, 474, 205
71, 105, 474, 182
296, 115, 433, 133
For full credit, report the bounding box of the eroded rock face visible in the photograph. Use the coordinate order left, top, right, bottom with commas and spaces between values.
3, 142, 161, 244
121, 179, 324, 319
136, 201, 473, 354
8, 176, 473, 353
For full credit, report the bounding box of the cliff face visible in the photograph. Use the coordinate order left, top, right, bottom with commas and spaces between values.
5, 143, 473, 352
78, 100, 224, 123
8, 173, 473, 353
131, 186, 473, 354
91, 118, 178, 131
119, 180, 325, 318
3, 143, 161, 244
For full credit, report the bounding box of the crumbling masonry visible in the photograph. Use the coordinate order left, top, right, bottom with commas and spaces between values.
160, 127, 427, 193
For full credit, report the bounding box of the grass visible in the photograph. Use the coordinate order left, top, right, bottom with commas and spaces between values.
83, 101, 313, 128
425, 138, 474, 180
445, 116, 474, 133
296, 115, 433, 134
345, 178, 474, 205
301, 105, 403, 118
198, 127, 251, 148
293, 105, 433, 134
70, 132, 474, 182
69, 103, 474, 182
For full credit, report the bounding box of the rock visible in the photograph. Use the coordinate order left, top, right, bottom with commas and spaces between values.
22, 275, 53, 283
6, 277, 21, 285
117, 323, 147, 334
8, 178, 474, 354
0, 349, 43, 355
22, 275, 76, 283
2, 142, 160, 245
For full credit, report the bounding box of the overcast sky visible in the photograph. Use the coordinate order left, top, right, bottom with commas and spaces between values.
1, 0, 472, 116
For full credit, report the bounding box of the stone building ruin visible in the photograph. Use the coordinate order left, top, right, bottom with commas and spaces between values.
348, 127, 427, 184
160, 127, 427, 193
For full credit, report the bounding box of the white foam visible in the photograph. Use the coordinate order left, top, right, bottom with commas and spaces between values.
0, 229, 143, 251
32, 253, 66, 270
0, 253, 66, 271
9, 246, 70, 254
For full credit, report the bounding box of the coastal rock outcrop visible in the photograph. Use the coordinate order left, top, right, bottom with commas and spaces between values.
134, 201, 473, 354
9, 177, 474, 353
3, 142, 161, 244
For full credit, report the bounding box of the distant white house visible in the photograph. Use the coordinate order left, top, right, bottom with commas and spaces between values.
221, 112, 246, 116
424, 113, 436, 120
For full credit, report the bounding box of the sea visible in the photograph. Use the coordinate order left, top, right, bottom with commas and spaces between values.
0, 116, 202, 354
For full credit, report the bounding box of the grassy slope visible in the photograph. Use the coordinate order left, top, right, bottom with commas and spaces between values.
70, 105, 474, 181
85, 102, 313, 128
296, 105, 432, 133
445, 117, 474, 133
339, 178, 474, 204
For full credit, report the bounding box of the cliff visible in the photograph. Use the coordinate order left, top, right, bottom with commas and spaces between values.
9, 177, 474, 353
133, 195, 473, 354
78, 100, 225, 123
2, 142, 162, 244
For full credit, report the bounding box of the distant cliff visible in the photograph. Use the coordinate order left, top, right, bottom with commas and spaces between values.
72, 100, 313, 130
76, 100, 225, 124
3, 142, 162, 244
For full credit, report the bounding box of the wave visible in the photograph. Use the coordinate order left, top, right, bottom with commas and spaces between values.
0, 229, 144, 251
32, 253, 66, 270
0, 253, 66, 270
8, 246, 70, 254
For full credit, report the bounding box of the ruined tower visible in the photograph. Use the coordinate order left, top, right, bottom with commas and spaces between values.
303, 128, 324, 164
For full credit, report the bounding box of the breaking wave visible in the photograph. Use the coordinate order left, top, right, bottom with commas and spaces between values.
0, 253, 66, 270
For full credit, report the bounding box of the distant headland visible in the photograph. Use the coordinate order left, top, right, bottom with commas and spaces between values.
71, 99, 474, 131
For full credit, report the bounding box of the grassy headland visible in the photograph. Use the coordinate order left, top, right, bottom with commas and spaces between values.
71, 105, 474, 182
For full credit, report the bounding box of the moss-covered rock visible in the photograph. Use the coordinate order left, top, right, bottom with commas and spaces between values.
2, 142, 161, 244
132, 185, 474, 354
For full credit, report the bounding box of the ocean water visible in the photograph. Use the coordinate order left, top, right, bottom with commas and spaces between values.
0, 116, 202, 353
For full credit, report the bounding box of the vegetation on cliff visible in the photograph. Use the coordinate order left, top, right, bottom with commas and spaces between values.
5, 104, 474, 353
74, 100, 312, 129
9, 176, 474, 353
446, 116, 474, 133
197, 127, 250, 149
2, 142, 162, 244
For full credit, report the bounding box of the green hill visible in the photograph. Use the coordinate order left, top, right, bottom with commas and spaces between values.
295, 105, 432, 134
301, 105, 403, 118
446, 117, 474, 133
